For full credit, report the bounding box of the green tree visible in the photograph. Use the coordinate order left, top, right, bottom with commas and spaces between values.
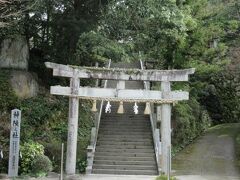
77, 0, 195, 68
0, 0, 30, 28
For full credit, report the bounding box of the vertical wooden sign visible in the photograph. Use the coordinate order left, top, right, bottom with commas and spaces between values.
8, 109, 21, 177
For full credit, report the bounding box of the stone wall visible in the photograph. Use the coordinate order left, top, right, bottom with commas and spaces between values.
0, 36, 39, 98
0, 36, 29, 70
9, 71, 39, 99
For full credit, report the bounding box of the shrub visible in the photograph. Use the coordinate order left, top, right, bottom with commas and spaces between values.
77, 158, 87, 173
201, 71, 240, 124
19, 141, 44, 174
172, 98, 211, 151
43, 142, 62, 172
31, 154, 53, 177
0, 70, 19, 174
19, 95, 68, 142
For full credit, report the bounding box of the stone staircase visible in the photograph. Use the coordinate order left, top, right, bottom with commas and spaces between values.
91, 61, 158, 175
87, 62, 158, 175
92, 103, 158, 175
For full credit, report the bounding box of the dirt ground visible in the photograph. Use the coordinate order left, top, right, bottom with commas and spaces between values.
172, 123, 240, 180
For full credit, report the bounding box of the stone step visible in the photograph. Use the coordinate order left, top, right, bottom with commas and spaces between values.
98, 132, 152, 139
98, 134, 151, 138
101, 117, 148, 119
98, 131, 152, 136
103, 115, 148, 119
101, 117, 148, 120
99, 127, 151, 131
95, 152, 155, 157
102, 116, 148, 119
100, 121, 150, 124
102, 115, 150, 118
99, 131, 151, 135
103, 111, 148, 115
101, 123, 149, 126
108, 107, 146, 110
102, 106, 146, 110
96, 144, 153, 149
100, 125, 151, 128
102, 103, 144, 106
100, 124, 150, 128
101, 118, 149, 121
94, 155, 156, 161
97, 139, 153, 143
97, 141, 153, 146
97, 134, 152, 139
93, 164, 157, 171
103, 112, 150, 116
93, 160, 156, 166
100, 124, 150, 127
99, 124, 151, 128
97, 137, 153, 142
96, 147, 154, 153
100, 125, 150, 129
104, 111, 147, 114
99, 129, 151, 133
92, 168, 158, 175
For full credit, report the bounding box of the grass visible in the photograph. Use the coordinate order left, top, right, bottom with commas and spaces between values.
208, 123, 240, 137
155, 175, 177, 180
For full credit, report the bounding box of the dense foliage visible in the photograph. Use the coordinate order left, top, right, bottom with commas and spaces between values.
0, 0, 240, 175
172, 100, 211, 150
0, 72, 93, 174
19, 141, 44, 174
31, 154, 53, 177
77, 0, 194, 67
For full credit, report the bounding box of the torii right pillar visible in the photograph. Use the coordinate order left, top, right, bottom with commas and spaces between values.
161, 81, 172, 175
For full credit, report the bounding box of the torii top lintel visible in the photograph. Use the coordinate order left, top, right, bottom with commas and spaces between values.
45, 62, 195, 82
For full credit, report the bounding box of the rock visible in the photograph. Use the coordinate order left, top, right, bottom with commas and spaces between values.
10, 70, 39, 99
47, 172, 59, 178
0, 36, 29, 70
64, 174, 82, 180
0, 174, 9, 180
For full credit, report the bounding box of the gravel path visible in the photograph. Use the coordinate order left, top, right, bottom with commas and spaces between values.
172, 123, 240, 180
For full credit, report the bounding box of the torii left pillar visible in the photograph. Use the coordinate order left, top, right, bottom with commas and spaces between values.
161, 81, 172, 175
66, 70, 80, 174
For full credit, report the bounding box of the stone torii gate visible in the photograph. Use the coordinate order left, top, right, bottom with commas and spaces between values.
45, 62, 195, 175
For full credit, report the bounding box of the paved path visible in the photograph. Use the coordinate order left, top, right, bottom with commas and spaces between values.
81, 174, 156, 180
28, 174, 239, 180
172, 123, 240, 180
11, 124, 240, 180
177, 175, 240, 180
81, 174, 239, 180
9, 174, 240, 180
